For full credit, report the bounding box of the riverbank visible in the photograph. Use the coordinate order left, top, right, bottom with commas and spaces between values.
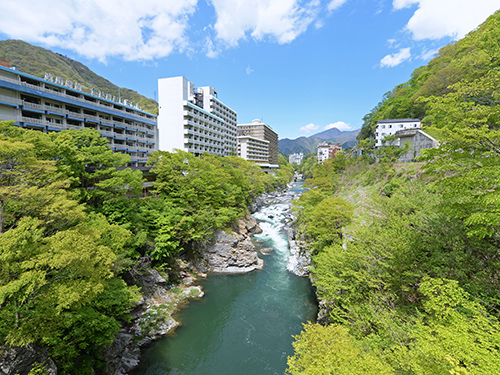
130, 182, 317, 374
109, 188, 301, 374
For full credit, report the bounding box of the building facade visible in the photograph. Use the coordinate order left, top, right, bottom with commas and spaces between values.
396, 129, 439, 162
0, 65, 158, 167
237, 136, 270, 163
317, 142, 342, 163
317, 142, 330, 163
375, 118, 421, 147
237, 119, 279, 165
289, 152, 303, 164
157, 76, 238, 156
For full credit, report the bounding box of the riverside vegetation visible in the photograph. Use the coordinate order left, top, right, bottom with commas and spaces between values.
286, 10, 500, 375
0, 119, 293, 374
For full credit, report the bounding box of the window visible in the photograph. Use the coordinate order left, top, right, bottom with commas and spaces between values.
388, 125, 392, 128
381, 125, 385, 129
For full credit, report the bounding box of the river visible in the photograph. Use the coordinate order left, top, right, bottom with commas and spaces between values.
131, 183, 317, 374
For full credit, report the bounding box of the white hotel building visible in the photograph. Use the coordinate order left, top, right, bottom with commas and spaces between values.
158, 76, 238, 156
375, 119, 421, 147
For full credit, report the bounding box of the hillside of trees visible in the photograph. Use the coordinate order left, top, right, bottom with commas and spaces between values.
0, 40, 159, 115
357, 9, 500, 142
0, 120, 293, 373
287, 9, 500, 375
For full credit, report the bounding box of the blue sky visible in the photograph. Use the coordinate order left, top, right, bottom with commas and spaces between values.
0, 0, 498, 139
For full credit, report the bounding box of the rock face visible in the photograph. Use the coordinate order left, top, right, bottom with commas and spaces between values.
284, 210, 312, 277
286, 238, 311, 277
0, 344, 57, 375
105, 268, 204, 375
197, 216, 264, 274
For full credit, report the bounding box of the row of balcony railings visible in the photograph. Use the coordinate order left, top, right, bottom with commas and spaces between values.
0, 75, 156, 122
210, 99, 237, 122
183, 112, 224, 128
183, 120, 236, 138
19, 117, 154, 142
183, 129, 225, 143
18, 103, 155, 132
186, 144, 225, 156
183, 120, 226, 138
184, 137, 224, 148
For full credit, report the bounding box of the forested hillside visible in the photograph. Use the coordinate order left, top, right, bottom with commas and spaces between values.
279, 128, 359, 155
287, 9, 500, 375
0, 40, 158, 114
0, 120, 293, 373
357, 9, 500, 141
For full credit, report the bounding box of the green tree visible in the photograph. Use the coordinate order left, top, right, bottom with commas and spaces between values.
50, 128, 143, 205
0, 121, 84, 235
421, 69, 500, 238
287, 323, 393, 375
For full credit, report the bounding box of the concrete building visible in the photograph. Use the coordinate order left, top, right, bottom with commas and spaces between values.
289, 152, 303, 164
0, 65, 158, 167
157, 76, 238, 156
317, 142, 331, 163
396, 129, 439, 162
329, 143, 342, 159
317, 142, 342, 163
237, 119, 279, 164
237, 136, 270, 163
375, 119, 421, 147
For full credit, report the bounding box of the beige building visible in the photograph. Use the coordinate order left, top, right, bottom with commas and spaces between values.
238, 136, 270, 163
237, 119, 279, 164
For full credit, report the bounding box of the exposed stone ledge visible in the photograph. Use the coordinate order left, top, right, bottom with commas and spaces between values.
0, 344, 57, 375
195, 216, 264, 274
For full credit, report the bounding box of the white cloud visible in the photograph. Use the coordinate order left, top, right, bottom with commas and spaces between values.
380, 47, 411, 67
327, 0, 349, 12
419, 48, 439, 61
387, 38, 397, 47
0, 0, 197, 62
208, 0, 321, 50
325, 121, 352, 131
393, 0, 500, 41
246, 65, 254, 75
299, 123, 320, 133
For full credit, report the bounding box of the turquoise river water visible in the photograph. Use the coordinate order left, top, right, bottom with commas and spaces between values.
131, 183, 317, 374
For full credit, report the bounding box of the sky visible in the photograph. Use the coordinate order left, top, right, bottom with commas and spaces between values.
0, 0, 499, 140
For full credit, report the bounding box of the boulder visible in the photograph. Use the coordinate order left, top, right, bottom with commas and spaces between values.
199, 230, 264, 274
0, 344, 57, 375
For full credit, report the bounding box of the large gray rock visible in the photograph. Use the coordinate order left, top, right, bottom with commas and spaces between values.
200, 230, 264, 273
286, 239, 311, 277
0, 344, 57, 375
105, 332, 140, 375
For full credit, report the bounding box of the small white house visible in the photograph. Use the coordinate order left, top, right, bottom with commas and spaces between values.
375, 119, 421, 147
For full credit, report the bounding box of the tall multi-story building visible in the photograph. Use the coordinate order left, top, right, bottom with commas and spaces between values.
157, 76, 238, 156
237, 119, 279, 165
0, 65, 158, 167
375, 119, 421, 147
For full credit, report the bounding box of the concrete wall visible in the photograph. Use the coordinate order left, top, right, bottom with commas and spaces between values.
397, 129, 439, 162
158, 76, 187, 152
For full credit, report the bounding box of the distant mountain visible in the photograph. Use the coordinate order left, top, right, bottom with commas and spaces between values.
314, 127, 342, 139
279, 128, 359, 155
0, 39, 158, 114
